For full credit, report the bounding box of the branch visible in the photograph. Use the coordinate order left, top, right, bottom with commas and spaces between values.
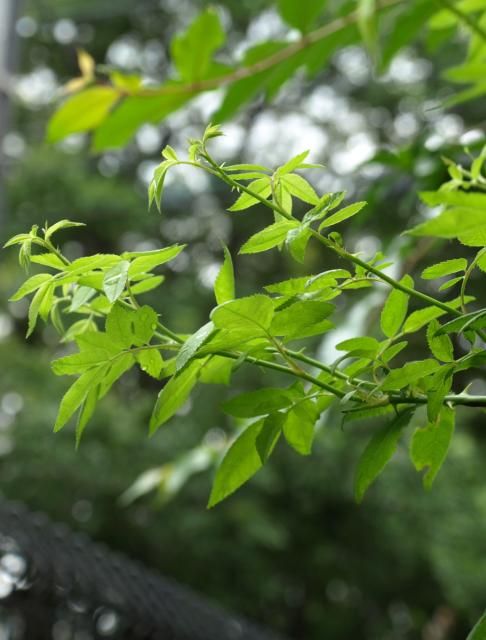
124, 0, 404, 99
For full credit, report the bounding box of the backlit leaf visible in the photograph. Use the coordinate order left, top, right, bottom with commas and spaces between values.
47, 87, 119, 142
228, 178, 272, 211
126, 245, 186, 277
102, 260, 130, 302
214, 245, 235, 305
239, 220, 299, 254
281, 174, 319, 205
9, 273, 52, 302
319, 201, 367, 229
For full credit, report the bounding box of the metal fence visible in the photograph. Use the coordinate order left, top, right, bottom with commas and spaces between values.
0, 501, 285, 640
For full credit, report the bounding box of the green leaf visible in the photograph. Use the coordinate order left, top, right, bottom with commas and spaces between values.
211, 295, 274, 337
214, 245, 235, 305
136, 349, 164, 379
382, 359, 441, 390
149, 360, 204, 433
477, 250, 486, 273
239, 220, 299, 254
410, 406, 455, 489
380, 341, 408, 363
225, 164, 270, 173
256, 412, 285, 462
171, 8, 225, 82
277, 0, 326, 32
199, 355, 233, 385
75, 330, 119, 354
286, 226, 312, 263
354, 410, 414, 503
358, 0, 378, 57
176, 321, 215, 371
54, 364, 110, 432
426, 319, 454, 362
38, 284, 54, 321
435, 308, 486, 336
380, 0, 438, 71
52, 349, 116, 375
47, 87, 119, 142
148, 160, 177, 212
438, 276, 463, 292
68, 254, 121, 273
75, 387, 98, 447
421, 258, 467, 280
410, 191, 486, 246
222, 388, 293, 418
105, 304, 157, 348
127, 245, 186, 276
343, 404, 394, 424
69, 286, 96, 312
276, 150, 310, 175
319, 201, 367, 229
9, 273, 53, 302
29, 253, 66, 270
62, 319, 97, 343
44, 219, 85, 241
27, 283, 51, 337
102, 260, 130, 302
402, 295, 472, 333
281, 174, 319, 205
208, 416, 280, 507
228, 178, 272, 212
467, 611, 486, 640
92, 92, 189, 152
270, 300, 334, 339
98, 353, 135, 398
214, 42, 288, 122
3, 233, 32, 248
130, 275, 165, 295
283, 400, 318, 455
380, 275, 413, 338
264, 269, 349, 295
336, 337, 380, 353
426, 365, 454, 423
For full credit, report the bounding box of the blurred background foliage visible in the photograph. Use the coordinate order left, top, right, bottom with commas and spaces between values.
1, 1, 486, 638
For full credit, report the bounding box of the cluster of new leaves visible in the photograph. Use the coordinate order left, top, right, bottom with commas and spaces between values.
45, 0, 486, 149
5, 126, 486, 510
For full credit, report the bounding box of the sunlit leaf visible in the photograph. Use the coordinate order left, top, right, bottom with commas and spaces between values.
214, 245, 235, 305
47, 87, 119, 142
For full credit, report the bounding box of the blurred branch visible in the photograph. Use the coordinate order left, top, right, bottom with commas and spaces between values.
130, 0, 405, 98
437, 0, 486, 42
